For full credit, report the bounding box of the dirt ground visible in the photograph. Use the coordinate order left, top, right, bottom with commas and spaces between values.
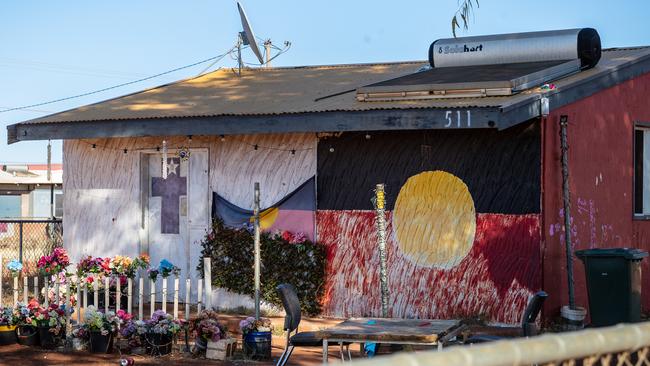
0, 343, 358, 366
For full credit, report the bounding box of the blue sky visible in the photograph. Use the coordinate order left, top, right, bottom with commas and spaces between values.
1, 0, 648, 163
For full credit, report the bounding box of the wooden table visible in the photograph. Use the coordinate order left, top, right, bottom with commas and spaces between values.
317, 318, 467, 363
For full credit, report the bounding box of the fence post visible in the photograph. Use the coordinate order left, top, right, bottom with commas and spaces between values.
173, 277, 179, 320
127, 278, 133, 315
203, 257, 211, 310
0, 254, 4, 307
83, 281, 88, 309
104, 277, 110, 313
150, 279, 155, 317
13, 276, 18, 307
197, 278, 202, 315
185, 278, 191, 320
23, 276, 28, 303
54, 276, 60, 305
18, 222, 23, 263
116, 277, 121, 312
138, 277, 144, 320
162, 277, 168, 314
33, 277, 38, 303
76, 277, 81, 324
65, 282, 71, 339
93, 277, 99, 308
44, 277, 49, 307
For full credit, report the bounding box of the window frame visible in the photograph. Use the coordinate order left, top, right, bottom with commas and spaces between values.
633, 122, 650, 220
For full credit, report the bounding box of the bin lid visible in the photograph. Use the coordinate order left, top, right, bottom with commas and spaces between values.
575, 248, 649, 260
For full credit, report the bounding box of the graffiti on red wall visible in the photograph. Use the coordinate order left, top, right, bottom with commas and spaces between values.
317, 210, 541, 324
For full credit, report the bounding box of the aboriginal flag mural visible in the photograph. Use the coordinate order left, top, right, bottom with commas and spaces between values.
212, 177, 316, 240
317, 122, 541, 323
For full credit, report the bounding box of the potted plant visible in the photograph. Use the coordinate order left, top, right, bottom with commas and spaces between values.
0, 306, 18, 346
144, 310, 181, 356
190, 310, 227, 354
7, 259, 22, 278
239, 316, 273, 360
14, 300, 39, 346
77, 256, 109, 308
71, 325, 88, 351
84, 305, 122, 353
32, 304, 66, 349
119, 319, 147, 354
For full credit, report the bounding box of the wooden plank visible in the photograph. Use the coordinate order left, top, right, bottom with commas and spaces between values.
317, 318, 462, 343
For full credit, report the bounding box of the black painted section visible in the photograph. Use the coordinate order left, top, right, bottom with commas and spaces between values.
317, 121, 541, 213
635, 129, 644, 214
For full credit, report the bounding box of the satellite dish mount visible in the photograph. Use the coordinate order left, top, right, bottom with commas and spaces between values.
235, 2, 291, 76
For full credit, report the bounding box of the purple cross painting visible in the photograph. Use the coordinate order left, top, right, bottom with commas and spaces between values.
151, 157, 187, 234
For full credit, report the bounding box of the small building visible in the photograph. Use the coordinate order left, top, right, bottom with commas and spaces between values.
7, 29, 650, 323
0, 163, 63, 219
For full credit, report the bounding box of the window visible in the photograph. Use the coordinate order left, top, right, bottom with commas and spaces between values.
55, 193, 63, 218
634, 127, 650, 216
0, 195, 21, 218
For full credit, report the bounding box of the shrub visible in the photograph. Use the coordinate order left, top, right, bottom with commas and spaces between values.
198, 219, 326, 316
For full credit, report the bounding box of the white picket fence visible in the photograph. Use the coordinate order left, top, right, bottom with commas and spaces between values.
0, 256, 214, 323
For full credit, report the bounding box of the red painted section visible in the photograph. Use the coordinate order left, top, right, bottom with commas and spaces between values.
317, 210, 541, 324
542, 71, 650, 319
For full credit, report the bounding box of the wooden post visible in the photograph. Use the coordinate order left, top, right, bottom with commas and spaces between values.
83, 282, 88, 309
127, 278, 133, 315
104, 277, 110, 313
162, 277, 168, 314
33, 277, 38, 303
253, 182, 261, 319
93, 277, 99, 308
203, 257, 211, 310
23, 276, 28, 303
13, 276, 18, 307
173, 277, 179, 319
116, 277, 121, 312
138, 277, 144, 320
76, 277, 82, 323
560, 115, 576, 310
44, 277, 49, 307
184, 278, 191, 320
0, 255, 3, 307
374, 183, 389, 318
197, 278, 203, 315
65, 282, 71, 339
54, 277, 60, 305
150, 279, 155, 316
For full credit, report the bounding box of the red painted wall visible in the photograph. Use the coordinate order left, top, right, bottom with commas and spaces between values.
543, 72, 650, 320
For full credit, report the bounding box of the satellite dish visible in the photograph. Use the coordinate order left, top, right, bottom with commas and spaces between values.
237, 2, 264, 65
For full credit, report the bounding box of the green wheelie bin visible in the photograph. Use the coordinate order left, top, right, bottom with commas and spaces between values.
575, 248, 648, 327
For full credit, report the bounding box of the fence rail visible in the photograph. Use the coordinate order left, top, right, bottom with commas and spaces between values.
351, 321, 650, 366
0, 255, 213, 324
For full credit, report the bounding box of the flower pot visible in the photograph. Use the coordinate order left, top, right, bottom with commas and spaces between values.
192, 337, 207, 354
38, 326, 57, 349
16, 325, 39, 346
145, 333, 173, 356
72, 337, 87, 351
243, 331, 272, 361
89, 331, 114, 353
0, 325, 17, 346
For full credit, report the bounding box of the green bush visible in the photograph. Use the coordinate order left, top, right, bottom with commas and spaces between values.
197, 219, 326, 316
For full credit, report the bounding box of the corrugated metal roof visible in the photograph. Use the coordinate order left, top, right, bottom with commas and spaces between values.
14, 47, 650, 126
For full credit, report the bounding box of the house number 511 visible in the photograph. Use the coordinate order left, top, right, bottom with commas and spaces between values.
444, 110, 471, 128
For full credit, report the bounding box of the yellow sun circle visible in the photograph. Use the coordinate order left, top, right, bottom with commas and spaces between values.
393, 171, 476, 269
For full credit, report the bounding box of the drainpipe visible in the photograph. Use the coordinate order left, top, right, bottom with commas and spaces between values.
559, 115, 576, 310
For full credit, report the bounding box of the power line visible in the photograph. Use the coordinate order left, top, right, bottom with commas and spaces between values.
0, 47, 237, 114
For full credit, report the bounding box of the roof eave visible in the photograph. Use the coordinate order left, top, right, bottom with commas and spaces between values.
7, 108, 505, 143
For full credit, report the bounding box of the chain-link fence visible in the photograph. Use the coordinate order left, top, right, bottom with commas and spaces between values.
0, 219, 62, 303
